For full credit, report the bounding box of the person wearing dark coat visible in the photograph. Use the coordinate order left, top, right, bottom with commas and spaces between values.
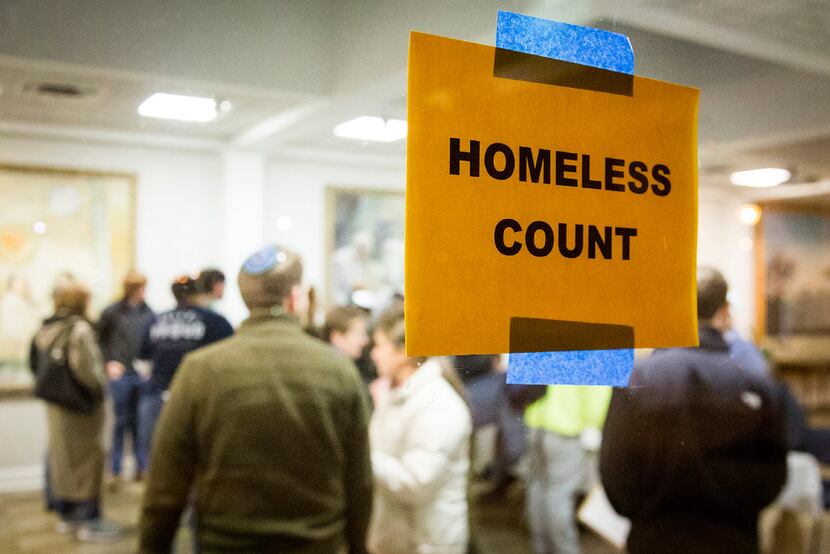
600, 267, 788, 554
97, 271, 155, 482
135, 275, 233, 472
140, 246, 372, 553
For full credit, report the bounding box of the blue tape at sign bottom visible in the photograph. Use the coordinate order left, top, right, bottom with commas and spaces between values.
507, 350, 633, 386
498, 10, 635, 386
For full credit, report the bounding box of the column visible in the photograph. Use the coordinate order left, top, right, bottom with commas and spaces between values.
221, 149, 265, 326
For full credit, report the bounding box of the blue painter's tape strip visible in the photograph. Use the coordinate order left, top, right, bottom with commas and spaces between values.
497, 11, 635, 386
496, 11, 634, 75
507, 349, 633, 387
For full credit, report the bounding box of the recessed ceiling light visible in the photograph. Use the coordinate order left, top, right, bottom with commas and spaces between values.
138, 92, 218, 122
333, 116, 407, 142
737, 204, 761, 226
33, 221, 47, 234
729, 168, 790, 188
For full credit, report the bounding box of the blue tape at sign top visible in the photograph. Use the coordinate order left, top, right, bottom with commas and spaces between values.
498, 11, 635, 386
507, 350, 633, 386
496, 11, 634, 75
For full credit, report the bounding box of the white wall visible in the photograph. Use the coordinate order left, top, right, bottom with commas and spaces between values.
0, 134, 224, 313
0, 133, 407, 313
698, 186, 757, 337
265, 157, 405, 307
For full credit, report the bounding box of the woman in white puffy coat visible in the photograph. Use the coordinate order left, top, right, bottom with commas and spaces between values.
367, 305, 472, 554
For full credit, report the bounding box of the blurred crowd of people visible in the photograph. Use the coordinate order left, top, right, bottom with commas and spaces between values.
25, 246, 830, 553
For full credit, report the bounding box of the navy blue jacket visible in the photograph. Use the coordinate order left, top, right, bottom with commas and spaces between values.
140, 305, 233, 393
600, 327, 787, 554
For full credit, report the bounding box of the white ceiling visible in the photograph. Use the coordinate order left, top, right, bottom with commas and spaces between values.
0, 0, 829, 200
0, 55, 306, 138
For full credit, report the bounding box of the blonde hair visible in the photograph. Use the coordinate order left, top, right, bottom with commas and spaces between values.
54, 283, 90, 317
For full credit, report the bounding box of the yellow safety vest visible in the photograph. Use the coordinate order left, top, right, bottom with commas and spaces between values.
524, 385, 612, 437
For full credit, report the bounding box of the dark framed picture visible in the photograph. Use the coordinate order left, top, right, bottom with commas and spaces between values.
756, 205, 830, 364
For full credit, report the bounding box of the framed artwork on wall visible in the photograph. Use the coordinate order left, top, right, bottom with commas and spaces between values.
0, 164, 135, 395
755, 204, 830, 365
325, 186, 405, 310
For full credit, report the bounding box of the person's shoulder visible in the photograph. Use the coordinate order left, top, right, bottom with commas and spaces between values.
729, 358, 780, 396
69, 317, 97, 341
181, 336, 231, 364
190, 306, 212, 318
435, 379, 469, 417
188, 327, 359, 378
627, 348, 703, 391
194, 306, 231, 325
175, 330, 240, 376
155, 308, 178, 319
635, 346, 710, 372
411, 366, 471, 429
634, 347, 779, 401
291, 334, 365, 386
100, 302, 121, 318
297, 333, 357, 369
417, 363, 467, 404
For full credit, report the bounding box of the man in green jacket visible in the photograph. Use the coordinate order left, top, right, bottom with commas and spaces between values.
140, 245, 373, 553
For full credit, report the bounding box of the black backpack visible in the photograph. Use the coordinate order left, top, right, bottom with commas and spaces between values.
33, 320, 99, 414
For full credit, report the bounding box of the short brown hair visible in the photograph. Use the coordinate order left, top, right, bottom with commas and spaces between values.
697, 266, 728, 321
196, 268, 225, 294
123, 271, 147, 299
54, 283, 90, 316
323, 306, 367, 342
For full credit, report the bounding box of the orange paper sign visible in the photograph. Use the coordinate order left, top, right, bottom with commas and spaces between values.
405, 32, 700, 356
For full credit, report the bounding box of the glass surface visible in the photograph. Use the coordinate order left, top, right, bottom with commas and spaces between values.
0, 2, 828, 553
